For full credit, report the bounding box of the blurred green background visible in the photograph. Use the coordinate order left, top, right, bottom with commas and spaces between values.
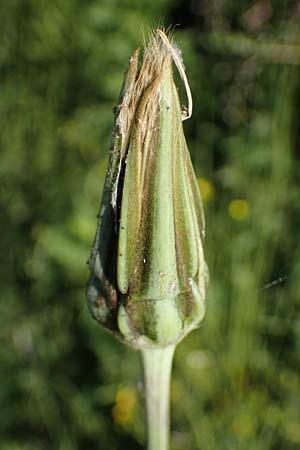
1, 1, 300, 449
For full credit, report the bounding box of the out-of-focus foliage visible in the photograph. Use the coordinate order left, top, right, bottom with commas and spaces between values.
1, 1, 300, 449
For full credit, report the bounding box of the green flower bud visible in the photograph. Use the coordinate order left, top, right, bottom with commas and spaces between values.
87, 30, 208, 349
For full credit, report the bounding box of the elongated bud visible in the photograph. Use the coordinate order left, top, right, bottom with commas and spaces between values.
87, 30, 209, 349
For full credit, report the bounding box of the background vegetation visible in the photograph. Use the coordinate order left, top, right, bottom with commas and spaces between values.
1, 1, 300, 449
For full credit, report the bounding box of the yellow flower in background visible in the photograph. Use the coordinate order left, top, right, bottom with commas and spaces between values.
228, 199, 251, 221
112, 387, 137, 425
198, 177, 214, 203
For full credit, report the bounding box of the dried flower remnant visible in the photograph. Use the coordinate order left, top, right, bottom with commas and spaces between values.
87, 30, 208, 349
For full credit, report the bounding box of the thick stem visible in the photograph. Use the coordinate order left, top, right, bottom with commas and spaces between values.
141, 345, 176, 450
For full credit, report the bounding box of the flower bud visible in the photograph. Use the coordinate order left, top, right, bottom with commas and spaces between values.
87, 31, 208, 349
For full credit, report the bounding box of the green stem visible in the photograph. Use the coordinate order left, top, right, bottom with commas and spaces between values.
141, 345, 176, 450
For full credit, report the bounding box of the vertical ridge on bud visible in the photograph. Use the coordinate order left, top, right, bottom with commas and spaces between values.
87, 30, 208, 349
126, 56, 179, 301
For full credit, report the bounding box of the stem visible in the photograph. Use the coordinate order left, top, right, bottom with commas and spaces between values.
141, 345, 176, 450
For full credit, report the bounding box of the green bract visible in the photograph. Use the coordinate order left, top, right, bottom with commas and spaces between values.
87, 31, 208, 349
